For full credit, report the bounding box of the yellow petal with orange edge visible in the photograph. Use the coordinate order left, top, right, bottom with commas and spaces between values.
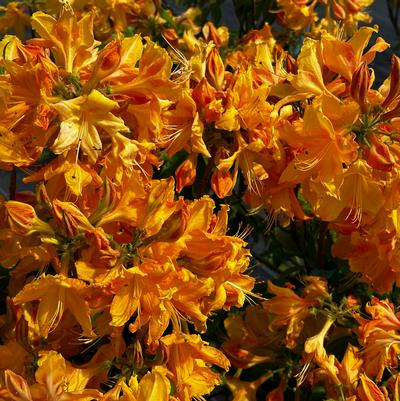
137, 371, 170, 401
110, 281, 141, 327
121, 35, 143, 67
185, 196, 214, 232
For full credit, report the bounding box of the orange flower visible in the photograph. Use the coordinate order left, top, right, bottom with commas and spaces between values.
263, 281, 313, 348
162, 333, 230, 401
13, 274, 94, 338
30, 8, 99, 73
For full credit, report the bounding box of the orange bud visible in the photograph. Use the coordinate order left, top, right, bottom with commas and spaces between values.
357, 374, 385, 401
333, 2, 346, 19
4, 201, 34, 235
347, 0, 361, 13
156, 204, 188, 242
162, 28, 178, 42
366, 135, 395, 171
175, 154, 197, 193
83, 41, 122, 92
15, 316, 32, 353
52, 199, 93, 237
286, 54, 297, 74
131, 339, 144, 369
4, 201, 53, 236
4, 370, 32, 401
202, 21, 227, 47
383, 55, 400, 108
206, 47, 225, 91
381, 101, 400, 120
388, 374, 400, 401
350, 62, 371, 112
192, 78, 217, 106
211, 168, 234, 198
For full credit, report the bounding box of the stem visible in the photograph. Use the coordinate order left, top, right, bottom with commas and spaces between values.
195, 156, 214, 197
387, 0, 400, 36
317, 221, 329, 269
294, 386, 301, 401
337, 384, 346, 401
9, 167, 16, 200
181, 320, 190, 334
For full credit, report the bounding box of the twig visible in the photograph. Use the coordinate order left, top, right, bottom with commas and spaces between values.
9, 167, 16, 200
317, 221, 329, 269
387, 0, 400, 36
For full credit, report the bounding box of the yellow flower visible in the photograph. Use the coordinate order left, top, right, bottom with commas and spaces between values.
30, 8, 99, 73
13, 274, 94, 338
162, 333, 230, 401
102, 369, 170, 401
52, 90, 128, 163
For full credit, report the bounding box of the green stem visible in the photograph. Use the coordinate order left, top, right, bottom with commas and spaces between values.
337, 383, 346, 401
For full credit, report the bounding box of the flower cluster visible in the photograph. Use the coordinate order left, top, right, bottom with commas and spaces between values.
0, 0, 400, 400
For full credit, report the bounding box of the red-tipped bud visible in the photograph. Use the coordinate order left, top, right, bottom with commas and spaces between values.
286, 54, 298, 74
202, 22, 228, 47
4, 370, 32, 401
357, 374, 385, 401
382, 55, 400, 108
175, 154, 197, 193
162, 28, 178, 43
350, 62, 371, 112
333, 2, 346, 19
211, 168, 234, 198
156, 204, 188, 242
192, 78, 217, 106
52, 199, 93, 237
381, 101, 400, 120
83, 41, 122, 92
347, 0, 361, 13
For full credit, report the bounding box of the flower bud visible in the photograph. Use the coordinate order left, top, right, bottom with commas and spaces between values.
175, 154, 197, 193
382, 55, 400, 108
286, 54, 297, 74
357, 374, 385, 401
4, 201, 54, 236
350, 62, 371, 113
347, 0, 361, 13
4, 370, 32, 401
156, 204, 188, 242
52, 199, 93, 237
206, 47, 225, 91
333, 1, 346, 19
130, 339, 144, 369
211, 168, 234, 198
202, 22, 228, 47
15, 316, 32, 354
83, 41, 122, 93
192, 78, 217, 106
